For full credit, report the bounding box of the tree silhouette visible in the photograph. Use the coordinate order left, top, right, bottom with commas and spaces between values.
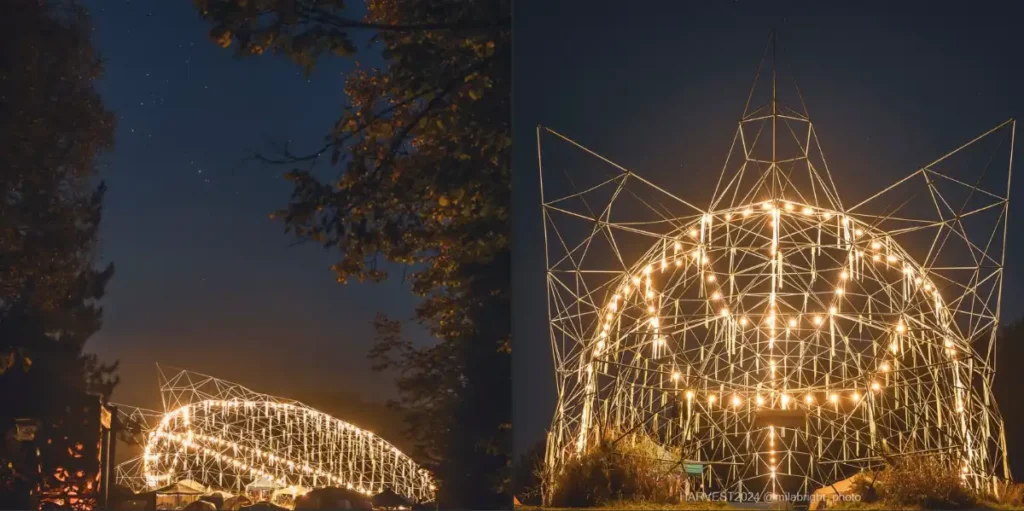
195, 0, 510, 507
0, 0, 119, 507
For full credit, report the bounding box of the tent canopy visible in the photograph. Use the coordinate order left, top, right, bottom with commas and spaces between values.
154, 480, 206, 495
245, 475, 282, 491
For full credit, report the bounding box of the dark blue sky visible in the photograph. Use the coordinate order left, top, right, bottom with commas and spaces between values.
512, 3, 1024, 456
84, 1, 425, 413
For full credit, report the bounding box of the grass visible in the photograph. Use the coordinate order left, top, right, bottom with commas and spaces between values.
516, 505, 733, 509
826, 499, 1024, 510
515, 500, 735, 510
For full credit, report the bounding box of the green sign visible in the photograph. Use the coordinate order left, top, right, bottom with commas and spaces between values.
684, 463, 704, 475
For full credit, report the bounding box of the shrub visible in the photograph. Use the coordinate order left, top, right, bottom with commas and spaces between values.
872, 454, 976, 509
990, 480, 1024, 508
848, 472, 881, 503
547, 430, 685, 507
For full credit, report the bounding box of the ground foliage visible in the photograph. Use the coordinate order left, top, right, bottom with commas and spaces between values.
194, 0, 510, 507
848, 454, 976, 509
547, 430, 688, 508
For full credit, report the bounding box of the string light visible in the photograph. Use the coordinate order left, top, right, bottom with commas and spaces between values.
136, 372, 434, 502
541, 101, 1010, 493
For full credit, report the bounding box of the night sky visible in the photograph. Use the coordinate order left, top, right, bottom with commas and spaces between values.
83, 1, 428, 422
512, 4, 1024, 457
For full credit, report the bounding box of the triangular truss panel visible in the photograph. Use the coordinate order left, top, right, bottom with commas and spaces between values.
539, 34, 1015, 498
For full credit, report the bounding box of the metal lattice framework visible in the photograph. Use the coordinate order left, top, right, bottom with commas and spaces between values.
115, 367, 434, 503
539, 36, 1015, 496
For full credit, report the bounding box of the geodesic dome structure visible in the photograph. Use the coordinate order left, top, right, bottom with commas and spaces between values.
538, 37, 1015, 497
115, 367, 434, 504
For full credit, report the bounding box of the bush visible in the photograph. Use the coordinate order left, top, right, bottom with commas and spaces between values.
990, 480, 1024, 508
848, 472, 881, 503
872, 454, 976, 509
547, 430, 685, 507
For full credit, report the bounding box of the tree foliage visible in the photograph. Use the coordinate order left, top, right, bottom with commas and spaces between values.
0, 0, 119, 506
0, 0, 118, 405
195, 0, 510, 507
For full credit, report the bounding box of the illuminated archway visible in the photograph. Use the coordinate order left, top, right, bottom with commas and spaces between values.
116, 368, 434, 503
